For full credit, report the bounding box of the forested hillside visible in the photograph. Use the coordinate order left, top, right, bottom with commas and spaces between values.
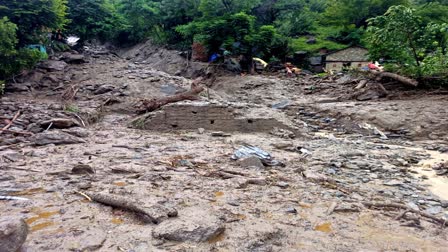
1, 0, 448, 87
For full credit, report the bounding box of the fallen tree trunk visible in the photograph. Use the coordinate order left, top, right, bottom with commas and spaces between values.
375, 72, 419, 87
136, 79, 204, 114
84, 192, 177, 224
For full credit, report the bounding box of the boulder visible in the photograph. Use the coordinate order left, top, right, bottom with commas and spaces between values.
237, 156, 264, 169
94, 85, 115, 95
39, 60, 68, 72
61, 53, 86, 64
0, 217, 28, 252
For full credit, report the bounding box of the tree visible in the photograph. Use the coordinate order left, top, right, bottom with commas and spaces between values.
367, 5, 448, 77
0, 17, 43, 82
67, 0, 125, 42
0, 0, 68, 45
118, 0, 160, 43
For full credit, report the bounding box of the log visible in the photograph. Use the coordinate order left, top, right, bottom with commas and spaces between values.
85, 192, 177, 224
375, 72, 419, 87
363, 201, 447, 226
136, 78, 204, 114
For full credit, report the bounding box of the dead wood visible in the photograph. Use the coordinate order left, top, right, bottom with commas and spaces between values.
1, 129, 33, 136
374, 72, 419, 87
136, 79, 204, 114
363, 202, 447, 226
85, 192, 177, 224
0, 111, 21, 134
355, 80, 368, 90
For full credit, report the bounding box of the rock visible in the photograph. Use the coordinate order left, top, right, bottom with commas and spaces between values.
4, 82, 31, 93
406, 202, 420, 211
276, 181, 289, 188
303, 170, 330, 182
0, 217, 28, 252
285, 207, 298, 214
383, 180, 403, 187
62, 228, 107, 251
72, 164, 95, 174
32, 132, 86, 146
198, 128, 205, 134
94, 84, 115, 95
38, 60, 68, 72
425, 206, 443, 215
153, 208, 225, 242
237, 156, 264, 169
40, 118, 80, 129
61, 53, 86, 64
1, 150, 24, 162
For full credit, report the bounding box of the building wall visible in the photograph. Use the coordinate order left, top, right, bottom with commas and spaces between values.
325, 61, 370, 72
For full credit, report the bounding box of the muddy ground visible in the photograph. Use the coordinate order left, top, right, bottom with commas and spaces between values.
1, 46, 448, 252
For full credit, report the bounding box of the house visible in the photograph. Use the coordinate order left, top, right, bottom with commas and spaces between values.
324, 46, 370, 72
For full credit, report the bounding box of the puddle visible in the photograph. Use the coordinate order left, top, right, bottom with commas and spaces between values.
214, 191, 224, 197
111, 218, 124, 224
26, 211, 59, 225
208, 231, 226, 244
13, 187, 46, 196
412, 150, 448, 200
113, 181, 127, 187
314, 222, 332, 233
30, 221, 56, 232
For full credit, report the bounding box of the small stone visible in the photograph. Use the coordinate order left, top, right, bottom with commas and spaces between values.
1, 150, 24, 162
94, 85, 115, 95
0, 217, 28, 252
237, 156, 264, 169
361, 178, 370, 183
276, 181, 289, 188
198, 128, 205, 134
227, 200, 240, 206
383, 180, 403, 186
406, 202, 420, 211
425, 206, 443, 215
285, 207, 297, 214
72, 164, 95, 174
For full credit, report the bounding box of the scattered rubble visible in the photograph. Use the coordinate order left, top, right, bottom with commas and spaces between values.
1, 45, 447, 251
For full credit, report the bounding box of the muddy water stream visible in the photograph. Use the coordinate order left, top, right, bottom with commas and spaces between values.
412, 150, 448, 200
315, 131, 448, 200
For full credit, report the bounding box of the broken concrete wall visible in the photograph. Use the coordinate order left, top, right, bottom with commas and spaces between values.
131, 102, 297, 133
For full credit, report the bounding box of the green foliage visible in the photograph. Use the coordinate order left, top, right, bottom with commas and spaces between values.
67, 0, 126, 42
0, 17, 44, 81
0, 0, 68, 45
367, 5, 448, 78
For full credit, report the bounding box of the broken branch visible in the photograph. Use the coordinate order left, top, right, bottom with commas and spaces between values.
374, 72, 419, 87
136, 79, 204, 114
363, 202, 447, 226
0, 111, 21, 134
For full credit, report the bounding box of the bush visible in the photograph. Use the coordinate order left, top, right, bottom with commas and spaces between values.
0, 17, 44, 81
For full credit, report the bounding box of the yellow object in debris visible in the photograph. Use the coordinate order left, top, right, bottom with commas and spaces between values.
253, 58, 268, 68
